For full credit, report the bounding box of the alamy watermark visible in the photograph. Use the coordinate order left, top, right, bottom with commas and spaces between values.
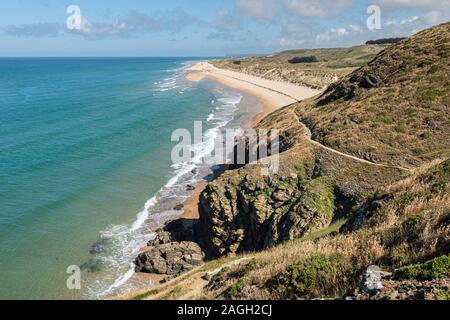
367, 5, 382, 31
171, 122, 280, 176
66, 265, 81, 290
66, 5, 82, 31
364, 265, 384, 291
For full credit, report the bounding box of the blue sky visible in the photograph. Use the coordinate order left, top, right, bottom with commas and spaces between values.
0, 0, 448, 56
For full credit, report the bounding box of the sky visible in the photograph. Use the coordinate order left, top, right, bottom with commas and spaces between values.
0, 0, 448, 57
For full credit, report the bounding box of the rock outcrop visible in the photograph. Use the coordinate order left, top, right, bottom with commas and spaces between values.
135, 218, 205, 277
135, 241, 204, 275
197, 172, 344, 257
345, 266, 450, 300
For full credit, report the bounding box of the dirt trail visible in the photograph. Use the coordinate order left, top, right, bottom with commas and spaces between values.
203, 65, 413, 173
289, 110, 413, 172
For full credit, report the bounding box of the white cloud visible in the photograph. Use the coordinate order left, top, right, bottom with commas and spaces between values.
349, 24, 363, 32
4, 8, 209, 40
400, 16, 419, 24
374, 0, 449, 11
422, 10, 449, 25
315, 27, 349, 42
216, 8, 242, 31
284, 0, 355, 17
236, 0, 281, 21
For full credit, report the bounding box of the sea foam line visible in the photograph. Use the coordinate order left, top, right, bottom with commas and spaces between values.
92, 69, 243, 299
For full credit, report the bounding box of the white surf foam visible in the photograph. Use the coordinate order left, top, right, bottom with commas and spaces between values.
88, 73, 245, 299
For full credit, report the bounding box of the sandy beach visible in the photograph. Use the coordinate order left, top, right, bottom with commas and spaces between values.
186, 62, 320, 126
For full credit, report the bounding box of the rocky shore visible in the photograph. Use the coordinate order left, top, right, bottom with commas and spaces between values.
134, 218, 205, 282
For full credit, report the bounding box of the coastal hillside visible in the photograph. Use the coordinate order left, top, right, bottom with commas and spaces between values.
131, 22, 450, 300
212, 44, 388, 89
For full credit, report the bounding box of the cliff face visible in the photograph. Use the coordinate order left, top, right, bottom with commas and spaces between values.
198, 170, 338, 257
197, 23, 450, 260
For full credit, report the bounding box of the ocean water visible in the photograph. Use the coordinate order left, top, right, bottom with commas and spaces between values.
0, 58, 261, 299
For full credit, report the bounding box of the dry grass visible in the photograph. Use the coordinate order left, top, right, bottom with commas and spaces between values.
213, 45, 388, 89
129, 161, 449, 300
295, 22, 450, 169
198, 159, 450, 300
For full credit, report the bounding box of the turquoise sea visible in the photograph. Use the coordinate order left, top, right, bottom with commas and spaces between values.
0, 58, 261, 299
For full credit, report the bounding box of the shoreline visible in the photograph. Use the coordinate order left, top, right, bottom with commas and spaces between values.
185, 62, 320, 127
112, 61, 321, 299
179, 62, 321, 221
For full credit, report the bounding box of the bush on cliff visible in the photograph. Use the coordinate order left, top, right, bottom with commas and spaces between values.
272, 254, 351, 299
288, 56, 318, 64
393, 255, 450, 281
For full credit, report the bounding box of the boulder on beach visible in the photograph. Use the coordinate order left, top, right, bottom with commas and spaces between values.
135, 241, 204, 275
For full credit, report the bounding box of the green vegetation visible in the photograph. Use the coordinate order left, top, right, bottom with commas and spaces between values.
213, 44, 388, 89
417, 86, 443, 103
288, 56, 318, 64
132, 288, 161, 301
222, 259, 257, 298
161, 285, 183, 300
304, 177, 336, 219
436, 289, 450, 300
297, 219, 346, 243
274, 254, 345, 298
428, 65, 439, 74
393, 255, 450, 281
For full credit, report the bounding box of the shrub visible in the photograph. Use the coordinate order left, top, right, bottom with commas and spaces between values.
436, 289, 450, 300
222, 259, 257, 298
288, 56, 318, 64
395, 122, 407, 133
366, 38, 405, 45
428, 65, 439, 74
393, 255, 450, 281
274, 254, 347, 298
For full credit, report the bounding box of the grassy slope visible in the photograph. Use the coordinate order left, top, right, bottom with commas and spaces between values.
132, 160, 449, 300
298, 23, 450, 168
212, 44, 388, 89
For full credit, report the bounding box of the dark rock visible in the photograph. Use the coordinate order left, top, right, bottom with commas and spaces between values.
163, 275, 175, 283
186, 184, 196, 191
350, 71, 381, 88
364, 153, 377, 163
173, 204, 184, 211
135, 241, 204, 275
317, 82, 360, 106
137, 216, 205, 278
89, 238, 110, 254
361, 74, 381, 88
148, 230, 172, 246
147, 218, 197, 246
197, 175, 337, 257
81, 258, 103, 273
345, 267, 449, 300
